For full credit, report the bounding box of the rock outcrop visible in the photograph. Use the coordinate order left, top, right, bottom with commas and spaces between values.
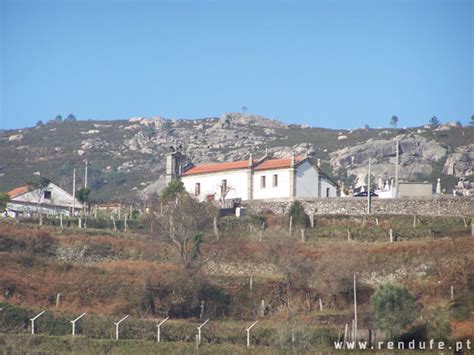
330, 134, 447, 187
443, 144, 474, 177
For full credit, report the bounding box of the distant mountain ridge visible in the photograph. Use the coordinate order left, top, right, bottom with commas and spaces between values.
0, 113, 472, 201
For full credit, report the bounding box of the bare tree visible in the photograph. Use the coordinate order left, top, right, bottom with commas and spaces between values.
152, 193, 215, 267
27, 176, 51, 226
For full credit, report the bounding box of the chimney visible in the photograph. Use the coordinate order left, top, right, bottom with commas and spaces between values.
290, 152, 296, 167
317, 158, 321, 167
248, 153, 253, 167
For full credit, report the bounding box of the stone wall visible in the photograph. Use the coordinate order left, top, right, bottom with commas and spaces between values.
246, 197, 474, 217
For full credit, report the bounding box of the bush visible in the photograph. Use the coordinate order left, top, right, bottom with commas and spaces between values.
371, 283, 417, 339
288, 200, 309, 227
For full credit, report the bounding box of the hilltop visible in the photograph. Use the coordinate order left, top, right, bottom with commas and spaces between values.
0, 113, 472, 201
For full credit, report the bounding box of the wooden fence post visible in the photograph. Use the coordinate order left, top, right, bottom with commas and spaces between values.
289, 216, 293, 236
213, 216, 219, 241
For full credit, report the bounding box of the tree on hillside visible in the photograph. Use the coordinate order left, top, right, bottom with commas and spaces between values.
36, 120, 44, 126
371, 283, 417, 339
0, 193, 10, 213
27, 176, 51, 226
160, 180, 185, 204
470, 115, 474, 126
152, 193, 215, 268
390, 115, 399, 128
77, 187, 91, 207
54, 114, 63, 122
241, 106, 248, 113
430, 116, 440, 128
65, 113, 76, 121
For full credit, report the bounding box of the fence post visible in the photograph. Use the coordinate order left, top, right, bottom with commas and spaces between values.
289, 216, 293, 236
213, 216, 219, 240
389, 229, 393, 243
197, 319, 209, 344
71, 313, 86, 336
30, 311, 45, 335
114, 315, 129, 340
156, 317, 169, 342
246, 321, 258, 347
300, 229, 305, 242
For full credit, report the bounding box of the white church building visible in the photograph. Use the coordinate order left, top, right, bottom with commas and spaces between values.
167, 152, 338, 203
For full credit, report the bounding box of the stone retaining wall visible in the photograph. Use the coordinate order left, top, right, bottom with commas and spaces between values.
245, 197, 474, 216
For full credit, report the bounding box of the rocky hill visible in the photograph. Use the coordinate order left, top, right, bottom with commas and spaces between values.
0, 113, 472, 201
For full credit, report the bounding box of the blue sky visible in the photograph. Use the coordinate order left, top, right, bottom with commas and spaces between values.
1, 0, 472, 130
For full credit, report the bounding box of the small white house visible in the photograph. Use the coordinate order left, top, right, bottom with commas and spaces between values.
5, 182, 83, 217
173, 153, 338, 202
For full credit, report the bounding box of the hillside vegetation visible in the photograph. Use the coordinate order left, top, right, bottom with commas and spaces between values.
1, 114, 472, 201
0, 208, 473, 352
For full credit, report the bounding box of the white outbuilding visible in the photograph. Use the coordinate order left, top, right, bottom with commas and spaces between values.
5, 182, 83, 217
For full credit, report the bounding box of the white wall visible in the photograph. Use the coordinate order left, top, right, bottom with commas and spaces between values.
253, 169, 291, 200
181, 169, 250, 201
12, 183, 82, 208
320, 179, 338, 197
295, 161, 319, 198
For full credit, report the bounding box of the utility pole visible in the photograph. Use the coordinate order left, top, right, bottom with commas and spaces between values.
367, 157, 372, 214
395, 140, 399, 197
72, 168, 76, 216
84, 160, 88, 188
354, 274, 358, 342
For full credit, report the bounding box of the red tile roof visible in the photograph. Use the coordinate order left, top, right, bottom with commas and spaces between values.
7, 185, 31, 198
254, 156, 305, 171
182, 160, 251, 176
181, 156, 307, 176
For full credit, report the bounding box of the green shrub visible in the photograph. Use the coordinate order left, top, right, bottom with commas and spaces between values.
371, 283, 417, 339
160, 180, 185, 203
288, 200, 309, 227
